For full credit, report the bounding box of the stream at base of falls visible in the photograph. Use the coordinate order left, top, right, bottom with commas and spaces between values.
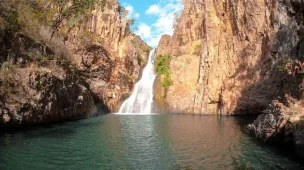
0, 114, 303, 170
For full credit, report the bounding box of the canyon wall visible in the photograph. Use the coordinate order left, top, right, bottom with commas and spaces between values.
156, 0, 304, 157
0, 0, 150, 128
156, 0, 304, 115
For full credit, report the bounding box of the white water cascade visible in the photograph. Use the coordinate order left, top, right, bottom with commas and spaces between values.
118, 49, 156, 114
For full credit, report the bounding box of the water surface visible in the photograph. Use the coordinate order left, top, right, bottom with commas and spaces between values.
0, 114, 303, 170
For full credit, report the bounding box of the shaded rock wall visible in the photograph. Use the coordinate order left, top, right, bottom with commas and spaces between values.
0, 33, 97, 127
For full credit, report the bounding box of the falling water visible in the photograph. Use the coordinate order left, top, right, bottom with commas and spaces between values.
118, 49, 156, 114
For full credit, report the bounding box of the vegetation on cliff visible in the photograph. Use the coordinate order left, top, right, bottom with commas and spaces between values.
0, 0, 105, 38
34, 0, 106, 38
155, 54, 172, 89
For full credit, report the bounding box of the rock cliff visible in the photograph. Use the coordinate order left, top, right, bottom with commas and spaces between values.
0, 0, 150, 128
156, 0, 304, 157
65, 0, 151, 112
156, 0, 304, 115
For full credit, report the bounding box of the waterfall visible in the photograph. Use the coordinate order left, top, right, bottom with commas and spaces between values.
118, 49, 156, 114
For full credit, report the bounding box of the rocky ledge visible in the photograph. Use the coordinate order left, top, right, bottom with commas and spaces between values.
246, 100, 304, 157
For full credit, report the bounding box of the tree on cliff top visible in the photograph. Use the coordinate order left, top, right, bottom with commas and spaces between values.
117, 4, 137, 33
173, 12, 181, 33
34, 0, 107, 39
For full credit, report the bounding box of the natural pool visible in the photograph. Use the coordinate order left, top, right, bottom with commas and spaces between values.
0, 114, 303, 170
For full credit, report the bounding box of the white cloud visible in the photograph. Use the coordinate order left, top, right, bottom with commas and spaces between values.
135, 23, 151, 39
146, 5, 162, 15
124, 4, 140, 19
147, 34, 163, 48
134, 13, 140, 19
136, 0, 183, 47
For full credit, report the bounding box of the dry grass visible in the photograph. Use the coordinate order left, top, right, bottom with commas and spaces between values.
0, 17, 7, 30
38, 26, 72, 61
192, 42, 201, 56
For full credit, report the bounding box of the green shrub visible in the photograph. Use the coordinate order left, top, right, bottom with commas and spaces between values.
161, 75, 173, 88
155, 93, 166, 107
3, 12, 21, 32
39, 55, 48, 66
155, 54, 172, 89
278, 57, 291, 72
193, 43, 201, 55
155, 54, 171, 75
0, 79, 12, 95
1, 61, 11, 75
144, 47, 152, 53
1, 79, 9, 87
173, 12, 181, 33
138, 56, 145, 65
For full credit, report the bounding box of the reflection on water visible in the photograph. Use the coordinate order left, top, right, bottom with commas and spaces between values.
0, 114, 303, 170
167, 116, 242, 169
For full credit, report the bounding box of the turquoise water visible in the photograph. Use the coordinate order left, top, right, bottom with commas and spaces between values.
0, 114, 303, 170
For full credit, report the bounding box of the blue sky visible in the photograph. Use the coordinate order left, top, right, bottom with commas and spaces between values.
118, 0, 183, 47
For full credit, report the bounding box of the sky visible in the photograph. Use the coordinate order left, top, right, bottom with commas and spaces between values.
118, 0, 183, 48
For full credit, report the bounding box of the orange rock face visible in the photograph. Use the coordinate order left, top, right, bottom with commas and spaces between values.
156, 0, 304, 114
65, 0, 151, 112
